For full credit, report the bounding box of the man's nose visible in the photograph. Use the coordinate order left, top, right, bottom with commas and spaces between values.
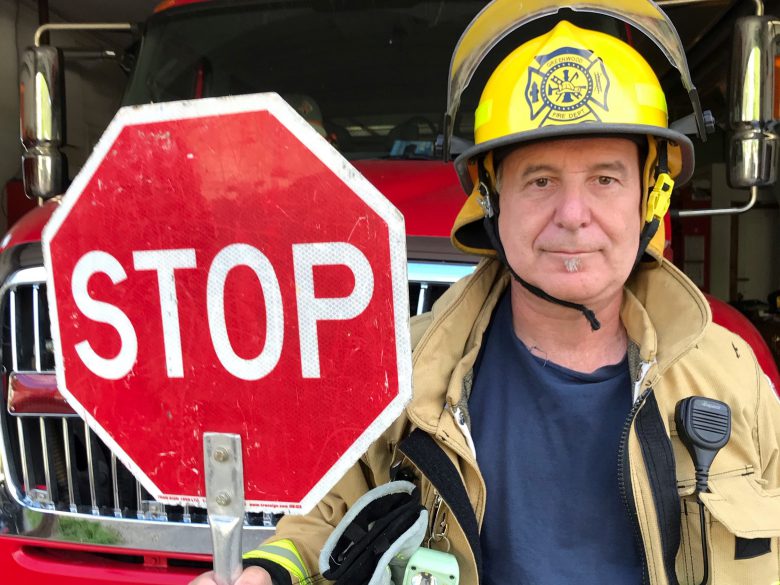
553, 183, 591, 230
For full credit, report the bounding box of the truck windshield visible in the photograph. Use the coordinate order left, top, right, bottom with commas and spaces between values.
122, 0, 485, 160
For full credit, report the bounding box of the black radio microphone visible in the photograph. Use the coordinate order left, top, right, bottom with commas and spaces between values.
675, 396, 731, 585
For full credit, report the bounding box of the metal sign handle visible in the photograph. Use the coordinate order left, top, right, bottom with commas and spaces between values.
204, 433, 244, 585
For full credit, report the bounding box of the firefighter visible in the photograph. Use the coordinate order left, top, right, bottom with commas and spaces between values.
192, 8, 780, 585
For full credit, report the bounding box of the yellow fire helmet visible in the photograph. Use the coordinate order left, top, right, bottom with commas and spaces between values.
444, 0, 705, 329
451, 19, 694, 265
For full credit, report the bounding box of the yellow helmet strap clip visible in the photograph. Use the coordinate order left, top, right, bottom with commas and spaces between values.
646, 139, 674, 224
477, 156, 602, 332
635, 140, 675, 266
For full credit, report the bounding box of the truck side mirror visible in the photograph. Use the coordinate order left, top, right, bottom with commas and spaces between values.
728, 15, 780, 189
19, 45, 66, 200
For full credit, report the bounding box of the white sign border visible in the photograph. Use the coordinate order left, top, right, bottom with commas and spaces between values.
42, 92, 412, 514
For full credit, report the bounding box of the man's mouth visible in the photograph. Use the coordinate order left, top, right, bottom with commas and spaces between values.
541, 249, 598, 273
544, 249, 597, 256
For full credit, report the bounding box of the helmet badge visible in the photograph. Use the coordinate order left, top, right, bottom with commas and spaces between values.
525, 47, 610, 125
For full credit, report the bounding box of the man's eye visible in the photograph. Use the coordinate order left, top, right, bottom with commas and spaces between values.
533, 178, 549, 187
597, 176, 615, 185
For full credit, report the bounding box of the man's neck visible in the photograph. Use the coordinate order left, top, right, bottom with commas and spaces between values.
509, 283, 627, 374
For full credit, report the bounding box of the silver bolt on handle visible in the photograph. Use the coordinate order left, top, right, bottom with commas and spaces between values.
204, 433, 245, 585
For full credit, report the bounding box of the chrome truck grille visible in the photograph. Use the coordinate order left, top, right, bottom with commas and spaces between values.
1, 268, 254, 525
0, 261, 473, 530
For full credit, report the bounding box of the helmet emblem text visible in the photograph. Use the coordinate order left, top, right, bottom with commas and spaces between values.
525, 47, 610, 125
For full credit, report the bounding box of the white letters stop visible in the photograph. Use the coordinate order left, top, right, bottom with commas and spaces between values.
70, 242, 374, 381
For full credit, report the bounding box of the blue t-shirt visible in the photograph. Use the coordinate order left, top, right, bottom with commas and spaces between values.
469, 292, 642, 584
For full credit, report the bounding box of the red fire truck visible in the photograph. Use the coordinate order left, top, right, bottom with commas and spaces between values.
2, 0, 779, 583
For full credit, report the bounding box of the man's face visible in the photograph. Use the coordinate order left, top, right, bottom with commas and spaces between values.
496, 137, 642, 307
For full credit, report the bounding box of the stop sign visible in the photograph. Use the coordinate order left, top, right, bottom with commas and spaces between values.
42, 93, 411, 513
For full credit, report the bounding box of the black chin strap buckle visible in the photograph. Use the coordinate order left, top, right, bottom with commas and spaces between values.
476, 159, 498, 218
477, 183, 495, 217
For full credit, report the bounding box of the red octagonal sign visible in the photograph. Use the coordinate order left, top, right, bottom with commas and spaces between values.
42, 94, 411, 513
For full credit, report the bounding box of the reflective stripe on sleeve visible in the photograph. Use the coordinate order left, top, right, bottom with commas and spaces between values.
243, 539, 309, 583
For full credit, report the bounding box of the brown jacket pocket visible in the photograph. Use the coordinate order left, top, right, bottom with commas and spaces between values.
676, 473, 780, 584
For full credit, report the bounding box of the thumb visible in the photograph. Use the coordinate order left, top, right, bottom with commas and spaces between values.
235, 566, 273, 585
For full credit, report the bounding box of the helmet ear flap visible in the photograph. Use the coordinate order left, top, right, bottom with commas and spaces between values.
644, 217, 668, 264
451, 185, 498, 256
451, 151, 502, 255
640, 136, 659, 225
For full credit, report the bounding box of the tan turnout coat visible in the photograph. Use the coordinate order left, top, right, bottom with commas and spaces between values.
258, 257, 780, 585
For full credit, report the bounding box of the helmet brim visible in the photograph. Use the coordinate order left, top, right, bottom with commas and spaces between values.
454, 123, 695, 193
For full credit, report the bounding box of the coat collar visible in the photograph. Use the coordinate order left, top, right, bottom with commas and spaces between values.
408, 257, 711, 433
624, 258, 711, 375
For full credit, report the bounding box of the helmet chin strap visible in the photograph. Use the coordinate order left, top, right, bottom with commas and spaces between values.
476, 160, 602, 332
